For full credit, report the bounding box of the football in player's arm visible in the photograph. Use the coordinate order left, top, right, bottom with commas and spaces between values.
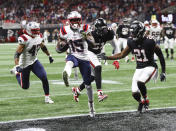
98, 21, 166, 113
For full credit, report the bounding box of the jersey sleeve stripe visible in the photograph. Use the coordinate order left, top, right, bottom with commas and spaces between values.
20, 35, 28, 41
61, 26, 67, 35
83, 24, 88, 32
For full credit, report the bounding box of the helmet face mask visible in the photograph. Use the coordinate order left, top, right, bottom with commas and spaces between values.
94, 18, 108, 36
130, 21, 145, 41
26, 22, 40, 37
67, 11, 82, 30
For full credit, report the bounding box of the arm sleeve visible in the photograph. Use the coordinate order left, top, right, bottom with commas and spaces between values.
154, 45, 166, 73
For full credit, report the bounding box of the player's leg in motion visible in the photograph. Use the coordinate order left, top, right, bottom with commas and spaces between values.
122, 38, 129, 62
164, 37, 169, 59
32, 60, 54, 104
62, 54, 75, 87
79, 60, 95, 117
169, 39, 174, 60
16, 66, 31, 89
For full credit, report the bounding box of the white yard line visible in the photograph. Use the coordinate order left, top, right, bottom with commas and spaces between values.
0, 106, 176, 124
0, 85, 175, 101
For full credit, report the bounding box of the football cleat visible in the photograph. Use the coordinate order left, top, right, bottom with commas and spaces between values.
98, 91, 108, 102
63, 71, 69, 87
72, 87, 80, 102
142, 99, 149, 110
89, 111, 95, 118
137, 102, 144, 113
88, 101, 95, 117
45, 96, 54, 104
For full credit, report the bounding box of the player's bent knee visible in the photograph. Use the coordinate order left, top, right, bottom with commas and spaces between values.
137, 81, 145, 88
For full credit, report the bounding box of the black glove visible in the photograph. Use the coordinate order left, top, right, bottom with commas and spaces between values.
97, 53, 108, 60
16, 66, 23, 73
49, 56, 54, 63
160, 72, 166, 82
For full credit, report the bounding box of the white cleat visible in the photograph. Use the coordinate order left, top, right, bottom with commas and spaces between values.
88, 101, 95, 117
45, 96, 54, 104
89, 111, 95, 118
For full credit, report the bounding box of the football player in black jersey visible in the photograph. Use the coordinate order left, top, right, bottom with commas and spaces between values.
116, 18, 131, 62
98, 21, 166, 113
162, 21, 176, 60
72, 18, 115, 102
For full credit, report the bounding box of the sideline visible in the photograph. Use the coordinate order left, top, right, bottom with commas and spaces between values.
0, 106, 176, 124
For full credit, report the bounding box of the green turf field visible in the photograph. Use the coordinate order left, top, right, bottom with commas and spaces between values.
0, 43, 176, 122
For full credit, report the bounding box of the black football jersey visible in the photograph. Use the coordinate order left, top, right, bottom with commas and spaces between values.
163, 27, 175, 39
127, 37, 157, 69
117, 24, 130, 38
88, 29, 114, 54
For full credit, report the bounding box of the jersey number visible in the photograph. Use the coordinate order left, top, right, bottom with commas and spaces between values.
70, 39, 84, 52
28, 45, 40, 56
134, 49, 148, 62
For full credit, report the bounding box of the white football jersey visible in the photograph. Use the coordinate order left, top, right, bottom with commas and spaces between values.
18, 33, 43, 68
59, 24, 91, 61
149, 25, 162, 41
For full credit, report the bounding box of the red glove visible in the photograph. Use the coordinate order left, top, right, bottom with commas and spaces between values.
112, 60, 120, 70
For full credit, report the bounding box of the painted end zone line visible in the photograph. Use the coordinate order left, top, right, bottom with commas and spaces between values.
1, 106, 176, 124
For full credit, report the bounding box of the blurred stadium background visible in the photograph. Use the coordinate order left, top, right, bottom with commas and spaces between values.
0, 0, 176, 130
0, 0, 176, 43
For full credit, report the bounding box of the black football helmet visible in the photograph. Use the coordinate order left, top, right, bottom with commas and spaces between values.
94, 18, 108, 36
130, 21, 145, 40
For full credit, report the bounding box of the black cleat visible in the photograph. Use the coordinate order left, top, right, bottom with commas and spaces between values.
138, 102, 143, 113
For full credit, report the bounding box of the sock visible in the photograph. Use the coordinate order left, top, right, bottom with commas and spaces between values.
137, 81, 147, 99
64, 61, 74, 77
94, 66, 102, 90
85, 85, 93, 102
42, 78, 49, 95
165, 49, 169, 56
132, 92, 141, 103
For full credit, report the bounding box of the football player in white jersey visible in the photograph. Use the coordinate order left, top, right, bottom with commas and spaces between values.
149, 20, 162, 44
56, 11, 95, 117
11, 22, 54, 104
149, 20, 163, 60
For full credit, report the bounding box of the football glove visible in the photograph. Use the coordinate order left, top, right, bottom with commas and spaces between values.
112, 60, 120, 70
160, 72, 166, 82
16, 66, 23, 73
80, 30, 87, 39
97, 53, 108, 60
49, 55, 54, 63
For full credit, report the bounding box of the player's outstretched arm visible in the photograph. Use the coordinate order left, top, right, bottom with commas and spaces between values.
40, 42, 54, 63
99, 46, 131, 60
14, 44, 25, 65
154, 45, 166, 81
84, 32, 95, 48
14, 44, 25, 72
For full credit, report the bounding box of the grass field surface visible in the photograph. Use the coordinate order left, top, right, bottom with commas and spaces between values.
0, 43, 176, 122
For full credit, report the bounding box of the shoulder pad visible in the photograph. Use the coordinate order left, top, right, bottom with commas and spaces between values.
60, 26, 67, 35
18, 35, 28, 44
83, 24, 89, 32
